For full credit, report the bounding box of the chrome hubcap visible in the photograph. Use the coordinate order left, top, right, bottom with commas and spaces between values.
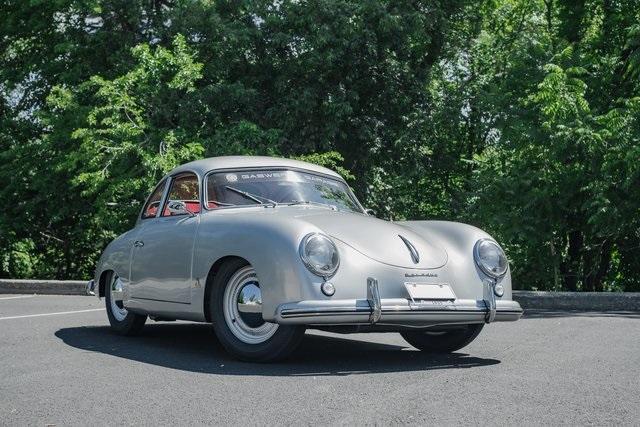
109, 275, 127, 322
223, 266, 278, 344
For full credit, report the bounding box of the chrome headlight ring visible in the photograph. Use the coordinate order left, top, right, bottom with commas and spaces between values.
299, 233, 340, 278
473, 238, 509, 279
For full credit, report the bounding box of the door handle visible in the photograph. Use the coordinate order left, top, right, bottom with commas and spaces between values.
134, 240, 144, 247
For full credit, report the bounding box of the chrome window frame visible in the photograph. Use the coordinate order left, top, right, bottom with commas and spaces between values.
159, 171, 203, 218
139, 178, 170, 221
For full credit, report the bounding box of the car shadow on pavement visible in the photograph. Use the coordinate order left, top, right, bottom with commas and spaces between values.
55, 323, 500, 376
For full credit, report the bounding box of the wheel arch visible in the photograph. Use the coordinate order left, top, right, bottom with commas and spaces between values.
203, 255, 250, 322
193, 217, 320, 322
98, 269, 114, 298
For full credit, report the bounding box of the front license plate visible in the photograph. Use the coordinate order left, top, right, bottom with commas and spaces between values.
404, 283, 456, 301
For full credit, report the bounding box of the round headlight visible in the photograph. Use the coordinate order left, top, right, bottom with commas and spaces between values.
299, 233, 340, 277
473, 239, 508, 278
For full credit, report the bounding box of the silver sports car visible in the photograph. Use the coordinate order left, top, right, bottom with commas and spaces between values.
88, 156, 522, 362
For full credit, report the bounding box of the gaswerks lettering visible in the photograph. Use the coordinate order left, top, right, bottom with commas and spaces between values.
240, 172, 286, 180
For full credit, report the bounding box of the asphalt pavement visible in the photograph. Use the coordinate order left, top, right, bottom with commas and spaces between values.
1, 294, 639, 426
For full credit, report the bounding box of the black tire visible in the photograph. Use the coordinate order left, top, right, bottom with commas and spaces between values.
400, 324, 484, 353
104, 271, 147, 336
209, 258, 305, 362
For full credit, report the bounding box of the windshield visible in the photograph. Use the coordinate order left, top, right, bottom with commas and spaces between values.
205, 169, 363, 213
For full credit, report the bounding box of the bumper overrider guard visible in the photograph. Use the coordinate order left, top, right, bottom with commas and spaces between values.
367, 277, 382, 323
275, 277, 523, 326
483, 278, 497, 323
86, 279, 96, 296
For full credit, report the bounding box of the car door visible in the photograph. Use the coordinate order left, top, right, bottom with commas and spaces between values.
129, 172, 201, 304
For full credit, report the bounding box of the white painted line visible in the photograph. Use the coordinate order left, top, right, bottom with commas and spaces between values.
0, 295, 36, 300
0, 308, 103, 321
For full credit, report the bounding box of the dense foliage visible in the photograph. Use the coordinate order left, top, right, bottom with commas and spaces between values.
1, 0, 638, 291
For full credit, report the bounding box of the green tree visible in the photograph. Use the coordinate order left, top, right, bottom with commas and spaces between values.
1, 0, 468, 279
466, 0, 640, 291
1, 0, 638, 290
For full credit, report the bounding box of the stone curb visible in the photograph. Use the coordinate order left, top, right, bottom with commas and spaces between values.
0, 279, 87, 296
512, 290, 640, 311
1, 280, 639, 311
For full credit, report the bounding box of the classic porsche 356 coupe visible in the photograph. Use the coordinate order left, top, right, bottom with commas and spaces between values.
88, 156, 522, 362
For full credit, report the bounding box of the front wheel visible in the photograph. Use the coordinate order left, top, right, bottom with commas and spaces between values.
209, 259, 305, 362
104, 271, 147, 335
401, 324, 484, 353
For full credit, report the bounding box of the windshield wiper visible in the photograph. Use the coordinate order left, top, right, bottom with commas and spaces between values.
287, 200, 337, 211
225, 186, 278, 207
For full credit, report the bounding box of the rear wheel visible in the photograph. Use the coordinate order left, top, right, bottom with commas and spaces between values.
400, 324, 484, 353
209, 259, 305, 362
104, 271, 146, 335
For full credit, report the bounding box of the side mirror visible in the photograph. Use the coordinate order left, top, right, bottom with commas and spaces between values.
365, 208, 375, 217
167, 200, 195, 217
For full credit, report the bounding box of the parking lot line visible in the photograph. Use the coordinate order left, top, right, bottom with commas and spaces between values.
0, 295, 37, 300
0, 308, 103, 321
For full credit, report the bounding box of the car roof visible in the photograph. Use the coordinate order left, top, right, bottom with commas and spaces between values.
166, 155, 343, 180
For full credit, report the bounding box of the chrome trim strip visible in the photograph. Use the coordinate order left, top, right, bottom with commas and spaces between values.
129, 296, 192, 305
282, 307, 372, 315
279, 307, 523, 318
398, 235, 420, 264
282, 312, 370, 318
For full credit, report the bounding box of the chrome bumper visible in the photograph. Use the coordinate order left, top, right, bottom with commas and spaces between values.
275, 278, 523, 327
86, 279, 96, 296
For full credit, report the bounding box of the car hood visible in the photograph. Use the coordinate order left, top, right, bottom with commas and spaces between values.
293, 209, 448, 269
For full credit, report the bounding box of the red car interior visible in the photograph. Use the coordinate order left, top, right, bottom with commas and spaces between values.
146, 200, 219, 218
161, 200, 202, 216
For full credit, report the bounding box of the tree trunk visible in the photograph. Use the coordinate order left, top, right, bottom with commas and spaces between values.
584, 240, 613, 292
550, 239, 561, 290
543, 0, 555, 52
557, 0, 586, 44
561, 229, 583, 291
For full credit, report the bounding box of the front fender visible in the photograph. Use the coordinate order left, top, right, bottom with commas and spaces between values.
192, 212, 328, 322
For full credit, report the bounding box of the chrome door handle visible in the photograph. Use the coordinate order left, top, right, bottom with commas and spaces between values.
134, 240, 144, 247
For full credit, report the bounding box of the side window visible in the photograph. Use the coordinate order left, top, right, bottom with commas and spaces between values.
162, 173, 200, 216
141, 179, 167, 219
